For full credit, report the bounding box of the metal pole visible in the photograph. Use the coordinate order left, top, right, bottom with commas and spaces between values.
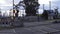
38, 10, 39, 22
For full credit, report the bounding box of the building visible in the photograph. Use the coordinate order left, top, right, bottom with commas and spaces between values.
42, 10, 55, 20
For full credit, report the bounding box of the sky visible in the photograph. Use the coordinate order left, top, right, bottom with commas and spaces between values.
0, 0, 60, 14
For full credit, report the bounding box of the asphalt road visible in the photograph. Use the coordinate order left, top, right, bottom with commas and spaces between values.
0, 21, 60, 34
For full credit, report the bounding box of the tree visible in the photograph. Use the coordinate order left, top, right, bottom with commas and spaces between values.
23, 0, 40, 16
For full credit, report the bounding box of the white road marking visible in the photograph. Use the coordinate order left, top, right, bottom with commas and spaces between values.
12, 29, 16, 33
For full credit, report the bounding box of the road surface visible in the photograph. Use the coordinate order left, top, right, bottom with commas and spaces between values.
0, 21, 60, 34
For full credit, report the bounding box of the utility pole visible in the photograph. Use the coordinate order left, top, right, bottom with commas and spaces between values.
49, 1, 51, 10
43, 4, 44, 11
13, 0, 15, 19
13, 0, 14, 9
48, 1, 52, 20
0, 8, 1, 17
